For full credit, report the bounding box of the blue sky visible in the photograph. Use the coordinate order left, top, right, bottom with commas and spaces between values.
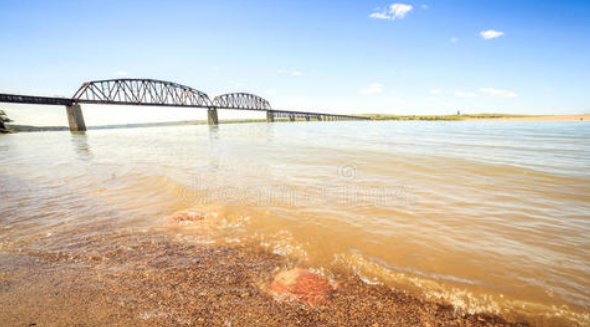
1, 0, 589, 125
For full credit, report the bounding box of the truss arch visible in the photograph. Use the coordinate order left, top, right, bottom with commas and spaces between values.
72, 78, 212, 107
212, 93, 272, 110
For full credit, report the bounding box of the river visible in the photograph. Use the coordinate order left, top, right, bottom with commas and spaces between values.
1, 120, 589, 326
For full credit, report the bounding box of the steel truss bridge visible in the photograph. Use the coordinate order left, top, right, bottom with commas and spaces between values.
0, 78, 369, 131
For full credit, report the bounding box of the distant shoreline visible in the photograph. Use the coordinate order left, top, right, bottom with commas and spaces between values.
360, 113, 589, 122
4, 114, 588, 133
465, 114, 589, 122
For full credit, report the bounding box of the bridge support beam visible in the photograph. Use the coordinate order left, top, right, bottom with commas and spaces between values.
266, 111, 274, 122
208, 108, 219, 125
318, 115, 323, 121
66, 104, 87, 132
305, 116, 310, 121
289, 115, 295, 122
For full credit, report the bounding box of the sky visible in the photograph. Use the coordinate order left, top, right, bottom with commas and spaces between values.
1, 0, 589, 125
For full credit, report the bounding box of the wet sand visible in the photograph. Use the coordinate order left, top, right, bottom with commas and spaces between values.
0, 231, 530, 327
468, 114, 590, 122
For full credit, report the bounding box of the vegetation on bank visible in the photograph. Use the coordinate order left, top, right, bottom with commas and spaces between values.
5, 113, 557, 133
358, 113, 541, 121
0, 110, 14, 133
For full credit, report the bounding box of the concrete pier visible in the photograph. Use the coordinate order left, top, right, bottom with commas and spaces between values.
208, 108, 219, 125
266, 111, 274, 122
289, 115, 295, 122
66, 104, 87, 132
305, 116, 310, 121
318, 115, 323, 121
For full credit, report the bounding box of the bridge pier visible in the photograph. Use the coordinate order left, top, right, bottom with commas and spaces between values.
208, 108, 219, 125
266, 111, 274, 122
318, 115, 323, 121
66, 104, 87, 132
289, 115, 295, 122
305, 116, 310, 121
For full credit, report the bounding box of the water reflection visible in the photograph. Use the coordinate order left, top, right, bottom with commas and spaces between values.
207, 125, 221, 171
70, 131, 93, 160
207, 124, 220, 141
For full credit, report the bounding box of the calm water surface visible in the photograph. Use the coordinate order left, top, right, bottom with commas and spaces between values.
1, 121, 589, 326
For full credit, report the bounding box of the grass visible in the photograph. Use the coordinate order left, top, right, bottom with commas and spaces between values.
358, 113, 541, 121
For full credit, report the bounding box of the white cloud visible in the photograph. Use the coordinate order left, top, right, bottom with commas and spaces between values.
421, 4, 429, 10
430, 89, 442, 95
265, 89, 277, 94
480, 30, 504, 40
114, 70, 128, 76
479, 87, 518, 98
370, 3, 413, 21
455, 91, 479, 98
450, 37, 459, 43
278, 69, 304, 76
361, 83, 384, 95
390, 3, 413, 18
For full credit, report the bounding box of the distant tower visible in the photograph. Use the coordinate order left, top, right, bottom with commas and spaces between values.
457, 110, 461, 116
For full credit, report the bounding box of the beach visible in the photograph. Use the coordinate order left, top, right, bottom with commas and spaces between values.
0, 230, 529, 327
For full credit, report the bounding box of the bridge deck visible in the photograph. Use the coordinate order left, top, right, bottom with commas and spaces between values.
0, 93, 73, 106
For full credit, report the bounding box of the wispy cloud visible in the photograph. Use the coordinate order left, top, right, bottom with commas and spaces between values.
455, 91, 479, 98
361, 83, 384, 95
114, 70, 128, 76
370, 3, 413, 21
479, 87, 518, 98
278, 69, 304, 76
450, 37, 459, 43
265, 89, 277, 94
454, 88, 518, 98
430, 89, 442, 95
370, 12, 390, 20
421, 4, 429, 10
480, 30, 504, 40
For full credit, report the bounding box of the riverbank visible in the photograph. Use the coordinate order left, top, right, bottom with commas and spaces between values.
466, 114, 589, 122
0, 231, 530, 327
360, 113, 589, 121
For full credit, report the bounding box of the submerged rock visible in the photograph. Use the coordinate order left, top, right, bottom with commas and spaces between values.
163, 208, 206, 228
270, 268, 334, 305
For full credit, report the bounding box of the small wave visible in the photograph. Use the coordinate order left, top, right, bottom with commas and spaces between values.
334, 251, 590, 327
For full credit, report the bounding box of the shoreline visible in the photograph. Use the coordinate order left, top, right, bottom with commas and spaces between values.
0, 231, 531, 327
2, 114, 588, 134
466, 114, 589, 122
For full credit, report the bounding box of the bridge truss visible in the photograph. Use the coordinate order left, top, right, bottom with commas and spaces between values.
72, 79, 212, 108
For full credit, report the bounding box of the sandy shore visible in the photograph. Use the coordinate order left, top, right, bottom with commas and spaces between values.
0, 231, 531, 327
468, 115, 590, 122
